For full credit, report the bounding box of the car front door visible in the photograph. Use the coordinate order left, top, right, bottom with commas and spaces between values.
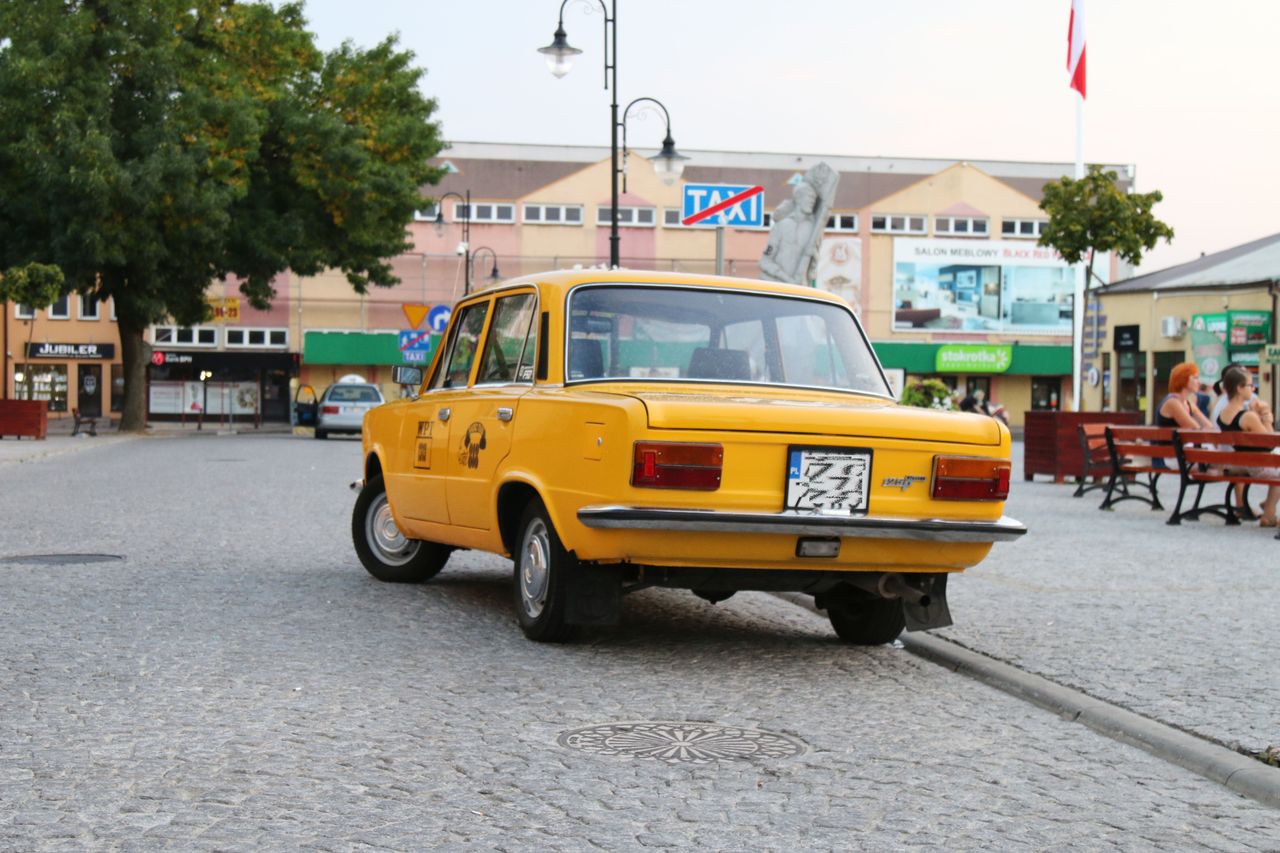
443, 290, 539, 530
392, 298, 491, 525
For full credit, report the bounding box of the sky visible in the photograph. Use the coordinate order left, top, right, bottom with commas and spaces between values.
293, 0, 1280, 273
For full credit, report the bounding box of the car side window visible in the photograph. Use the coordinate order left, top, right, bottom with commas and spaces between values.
433, 301, 490, 389
476, 293, 537, 384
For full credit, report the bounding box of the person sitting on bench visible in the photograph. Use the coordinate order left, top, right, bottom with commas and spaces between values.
1216, 366, 1279, 527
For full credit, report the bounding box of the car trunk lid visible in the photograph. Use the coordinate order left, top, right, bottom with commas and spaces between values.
610, 386, 1003, 446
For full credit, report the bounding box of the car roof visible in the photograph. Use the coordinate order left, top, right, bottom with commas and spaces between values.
467, 269, 850, 307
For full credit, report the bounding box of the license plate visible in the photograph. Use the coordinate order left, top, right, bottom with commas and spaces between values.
785, 447, 873, 515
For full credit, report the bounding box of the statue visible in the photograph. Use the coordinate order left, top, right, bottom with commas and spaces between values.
759, 162, 840, 285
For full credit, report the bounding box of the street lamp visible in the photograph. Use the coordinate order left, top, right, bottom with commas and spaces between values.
470, 247, 502, 285
620, 97, 688, 191
433, 190, 472, 295
540, 0, 687, 269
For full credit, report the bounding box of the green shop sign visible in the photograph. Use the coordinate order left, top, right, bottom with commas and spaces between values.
934, 344, 1013, 373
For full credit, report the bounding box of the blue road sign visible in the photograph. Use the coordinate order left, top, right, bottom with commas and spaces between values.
399, 330, 437, 354
681, 183, 765, 228
427, 304, 452, 333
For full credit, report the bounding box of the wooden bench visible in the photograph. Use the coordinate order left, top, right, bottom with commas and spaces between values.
1169, 429, 1280, 537
1100, 426, 1175, 511
71, 408, 98, 437
1072, 423, 1112, 498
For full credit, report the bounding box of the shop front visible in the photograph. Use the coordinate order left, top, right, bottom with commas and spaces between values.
873, 341, 1072, 428
300, 331, 440, 405
147, 350, 297, 423
13, 341, 122, 419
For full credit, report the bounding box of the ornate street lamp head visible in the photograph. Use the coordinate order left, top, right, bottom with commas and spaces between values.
538, 26, 582, 78
650, 132, 689, 186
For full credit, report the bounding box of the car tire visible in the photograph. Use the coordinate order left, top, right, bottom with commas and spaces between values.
827, 596, 906, 646
352, 474, 450, 583
513, 500, 580, 643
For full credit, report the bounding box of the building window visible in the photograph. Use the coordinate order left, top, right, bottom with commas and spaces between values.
153, 325, 217, 346
110, 299, 117, 321
226, 327, 288, 348
47, 294, 70, 319
597, 205, 657, 227
412, 203, 440, 222
1030, 377, 1062, 411
825, 213, 858, 232
79, 294, 100, 320
15, 303, 34, 319
662, 208, 682, 227
935, 216, 989, 236
523, 203, 583, 225
13, 363, 68, 412
1001, 219, 1048, 238
454, 202, 515, 224
870, 214, 927, 234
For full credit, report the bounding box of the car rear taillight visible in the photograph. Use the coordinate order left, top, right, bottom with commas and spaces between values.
931, 456, 1011, 501
321, 405, 340, 415
632, 441, 723, 490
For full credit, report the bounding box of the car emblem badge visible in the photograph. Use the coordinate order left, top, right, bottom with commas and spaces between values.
881, 475, 927, 492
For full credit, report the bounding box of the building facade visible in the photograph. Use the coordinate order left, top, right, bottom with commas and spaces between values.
1088, 233, 1280, 419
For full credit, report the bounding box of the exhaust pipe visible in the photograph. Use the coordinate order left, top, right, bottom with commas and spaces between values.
878, 573, 931, 608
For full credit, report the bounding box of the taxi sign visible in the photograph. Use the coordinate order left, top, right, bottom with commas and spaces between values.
681, 183, 764, 228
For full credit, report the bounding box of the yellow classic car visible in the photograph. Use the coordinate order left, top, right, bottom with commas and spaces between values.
353, 270, 1025, 644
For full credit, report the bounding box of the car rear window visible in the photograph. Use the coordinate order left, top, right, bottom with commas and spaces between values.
327, 386, 382, 403
566, 284, 891, 395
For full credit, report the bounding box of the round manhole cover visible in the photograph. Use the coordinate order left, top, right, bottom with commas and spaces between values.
558, 721, 806, 765
0, 554, 124, 566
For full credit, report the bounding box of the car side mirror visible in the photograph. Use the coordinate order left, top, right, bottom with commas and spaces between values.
392, 365, 423, 391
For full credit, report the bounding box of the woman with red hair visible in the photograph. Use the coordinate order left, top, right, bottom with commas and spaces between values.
1156, 362, 1214, 431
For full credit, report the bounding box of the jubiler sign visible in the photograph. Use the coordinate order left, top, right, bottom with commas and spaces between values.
25, 342, 115, 359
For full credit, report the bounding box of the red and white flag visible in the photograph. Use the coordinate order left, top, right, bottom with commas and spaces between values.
1067, 0, 1086, 98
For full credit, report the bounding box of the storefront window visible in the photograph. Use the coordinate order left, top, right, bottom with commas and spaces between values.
1116, 350, 1147, 413
964, 377, 991, 399
111, 363, 125, 412
13, 363, 69, 412
1030, 377, 1061, 411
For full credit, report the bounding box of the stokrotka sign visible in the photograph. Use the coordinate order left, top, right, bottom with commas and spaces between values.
25, 342, 115, 359
934, 344, 1013, 373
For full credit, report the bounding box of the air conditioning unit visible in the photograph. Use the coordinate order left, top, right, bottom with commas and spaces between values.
1160, 316, 1187, 339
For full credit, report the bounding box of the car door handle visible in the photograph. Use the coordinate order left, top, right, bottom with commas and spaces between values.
438, 407, 451, 422
497, 407, 514, 422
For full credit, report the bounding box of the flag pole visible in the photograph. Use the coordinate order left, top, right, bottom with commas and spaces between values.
1071, 91, 1085, 411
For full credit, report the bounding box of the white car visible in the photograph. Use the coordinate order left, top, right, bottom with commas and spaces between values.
316, 379, 385, 439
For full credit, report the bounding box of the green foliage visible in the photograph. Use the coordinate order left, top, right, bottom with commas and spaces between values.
1038, 165, 1174, 284
0, 263, 65, 310
0, 0, 446, 426
900, 378, 956, 410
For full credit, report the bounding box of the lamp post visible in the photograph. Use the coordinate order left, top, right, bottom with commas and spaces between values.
469, 247, 502, 286
619, 97, 688, 192
539, 1, 687, 269
433, 190, 472, 295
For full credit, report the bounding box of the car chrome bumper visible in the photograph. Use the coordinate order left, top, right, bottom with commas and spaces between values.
576, 506, 1027, 543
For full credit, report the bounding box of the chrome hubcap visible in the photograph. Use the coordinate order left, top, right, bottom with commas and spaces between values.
519, 518, 551, 619
366, 493, 419, 566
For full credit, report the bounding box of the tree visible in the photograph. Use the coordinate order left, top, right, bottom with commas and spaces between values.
0, 262, 65, 398
1037, 165, 1175, 290
0, 0, 446, 430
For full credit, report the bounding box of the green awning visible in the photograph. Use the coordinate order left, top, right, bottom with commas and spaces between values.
303, 331, 436, 366
872, 342, 1071, 375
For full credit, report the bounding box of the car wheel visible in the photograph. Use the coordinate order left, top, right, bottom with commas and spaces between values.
351, 474, 450, 583
827, 596, 905, 646
513, 500, 580, 643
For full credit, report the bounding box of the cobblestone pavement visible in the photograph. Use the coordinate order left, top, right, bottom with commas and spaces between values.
1, 436, 1277, 851
939, 444, 1280, 759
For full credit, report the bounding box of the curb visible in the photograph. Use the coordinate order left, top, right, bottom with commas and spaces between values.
773, 592, 1280, 810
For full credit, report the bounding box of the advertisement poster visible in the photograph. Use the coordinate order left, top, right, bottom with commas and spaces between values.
814, 237, 862, 315
148, 381, 204, 414
892, 238, 1099, 335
